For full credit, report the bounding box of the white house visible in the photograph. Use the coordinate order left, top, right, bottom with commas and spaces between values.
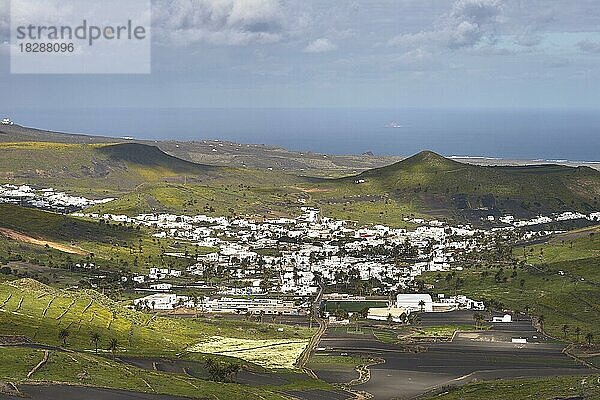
367, 306, 407, 323
133, 293, 182, 310
1, 118, 12, 125
396, 294, 433, 312
150, 283, 173, 291
492, 314, 512, 323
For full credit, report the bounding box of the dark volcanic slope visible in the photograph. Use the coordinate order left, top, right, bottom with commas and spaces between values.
344, 150, 600, 217
98, 143, 216, 173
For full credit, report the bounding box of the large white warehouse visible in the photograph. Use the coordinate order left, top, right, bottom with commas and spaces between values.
396, 293, 433, 312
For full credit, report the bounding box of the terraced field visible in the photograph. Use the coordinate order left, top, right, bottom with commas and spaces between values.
0, 278, 331, 399
0, 279, 313, 356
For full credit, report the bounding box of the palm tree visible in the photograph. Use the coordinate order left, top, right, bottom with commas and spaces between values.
387, 313, 393, 327
575, 327, 581, 343
90, 332, 101, 354
562, 324, 569, 339
58, 328, 69, 347
176, 297, 185, 308
585, 332, 594, 346
418, 300, 425, 312
192, 295, 199, 318
473, 313, 485, 329
108, 337, 119, 360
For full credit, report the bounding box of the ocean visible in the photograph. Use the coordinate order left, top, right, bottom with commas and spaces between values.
7, 107, 600, 161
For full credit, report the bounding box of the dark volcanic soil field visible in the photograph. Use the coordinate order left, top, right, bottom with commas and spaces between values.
312, 312, 591, 400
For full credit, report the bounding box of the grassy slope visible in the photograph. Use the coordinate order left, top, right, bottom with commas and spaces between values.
0, 278, 323, 398
0, 142, 226, 195
0, 346, 283, 400
420, 229, 600, 399
3, 143, 599, 226
0, 204, 215, 274
0, 279, 313, 355
0, 141, 311, 219
331, 151, 600, 217
421, 373, 600, 400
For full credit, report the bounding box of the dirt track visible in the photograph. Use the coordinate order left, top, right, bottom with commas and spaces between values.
0, 228, 87, 255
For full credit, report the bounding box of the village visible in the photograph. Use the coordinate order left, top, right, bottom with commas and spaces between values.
65, 203, 599, 322
0, 184, 114, 212
2, 183, 599, 322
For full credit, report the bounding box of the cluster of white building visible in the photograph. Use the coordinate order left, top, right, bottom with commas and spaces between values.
76, 207, 492, 299
489, 211, 600, 227
133, 292, 301, 315
0, 184, 114, 212
5, 183, 593, 319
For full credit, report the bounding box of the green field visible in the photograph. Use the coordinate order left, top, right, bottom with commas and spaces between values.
0, 278, 314, 357
324, 300, 389, 313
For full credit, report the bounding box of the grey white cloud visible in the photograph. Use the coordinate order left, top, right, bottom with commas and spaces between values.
152, 0, 304, 46
388, 0, 503, 50
304, 37, 336, 53
577, 40, 600, 54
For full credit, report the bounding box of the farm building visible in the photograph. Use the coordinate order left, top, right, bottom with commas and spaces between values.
396, 293, 433, 312
367, 306, 407, 323
492, 314, 512, 323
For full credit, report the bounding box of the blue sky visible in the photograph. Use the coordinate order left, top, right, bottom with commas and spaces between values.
1, 0, 600, 110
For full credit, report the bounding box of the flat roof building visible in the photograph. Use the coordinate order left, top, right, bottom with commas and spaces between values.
396, 293, 433, 312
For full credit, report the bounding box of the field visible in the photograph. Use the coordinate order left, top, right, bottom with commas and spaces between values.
188, 336, 310, 368
314, 312, 591, 399
0, 279, 314, 356
0, 278, 331, 399
324, 300, 389, 313
423, 227, 600, 344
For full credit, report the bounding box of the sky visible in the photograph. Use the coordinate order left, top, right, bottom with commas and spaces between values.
1, 0, 600, 110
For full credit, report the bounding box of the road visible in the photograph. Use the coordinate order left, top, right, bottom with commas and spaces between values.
296, 282, 328, 376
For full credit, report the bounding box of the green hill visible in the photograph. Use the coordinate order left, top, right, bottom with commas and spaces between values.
0, 278, 312, 355
0, 142, 227, 195
2, 141, 598, 224
340, 150, 600, 218
0, 204, 216, 275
